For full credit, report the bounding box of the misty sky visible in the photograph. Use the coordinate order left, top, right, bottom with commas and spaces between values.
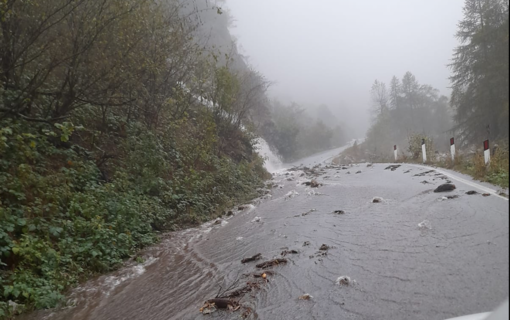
225, 0, 465, 136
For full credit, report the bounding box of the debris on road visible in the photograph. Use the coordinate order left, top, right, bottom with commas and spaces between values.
255, 259, 287, 269
301, 209, 316, 216
281, 249, 299, 256
466, 190, 478, 195
372, 196, 384, 203
303, 241, 311, 246
284, 190, 299, 200
199, 301, 217, 314
333, 210, 345, 214
251, 216, 261, 222
433, 183, 456, 192
439, 195, 459, 201
310, 250, 327, 258
421, 180, 430, 184
253, 270, 274, 278
200, 298, 240, 313
482, 193, 491, 197
241, 253, 262, 264
241, 307, 253, 318
319, 244, 330, 251
414, 170, 435, 176
355, 170, 362, 174
298, 293, 313, 300
303, 180, 322, 188
336, 276, 351, 286
385, 165, 401, 171
418, 220, 431, 230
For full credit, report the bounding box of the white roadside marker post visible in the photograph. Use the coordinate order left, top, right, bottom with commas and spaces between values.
421, 139, 427, 163
394, 145, 397, 161
483, 140, 490, 165
450, 137, 455, 162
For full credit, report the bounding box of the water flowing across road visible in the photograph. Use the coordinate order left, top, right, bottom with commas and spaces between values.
20, 145, 508, 320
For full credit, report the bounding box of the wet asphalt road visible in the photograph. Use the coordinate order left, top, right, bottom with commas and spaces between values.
21, 149, 509, 320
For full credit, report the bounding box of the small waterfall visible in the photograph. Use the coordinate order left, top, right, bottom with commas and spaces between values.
254, 138, 283, 173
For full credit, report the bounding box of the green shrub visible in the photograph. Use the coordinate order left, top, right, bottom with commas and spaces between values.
0, 117, 268, 316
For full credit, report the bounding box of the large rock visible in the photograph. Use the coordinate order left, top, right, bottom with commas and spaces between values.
433, 184, 456, 192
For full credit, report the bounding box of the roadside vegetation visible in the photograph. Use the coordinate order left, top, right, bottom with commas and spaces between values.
0, 0, 272, 317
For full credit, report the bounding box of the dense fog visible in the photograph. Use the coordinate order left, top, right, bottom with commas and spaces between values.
226, 0, 465, 138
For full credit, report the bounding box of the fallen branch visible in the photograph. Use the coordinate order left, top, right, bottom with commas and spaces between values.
241, 253, 262, 264
255, 259, 287, 269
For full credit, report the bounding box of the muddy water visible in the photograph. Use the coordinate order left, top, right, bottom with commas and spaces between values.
21, 153, 509, 320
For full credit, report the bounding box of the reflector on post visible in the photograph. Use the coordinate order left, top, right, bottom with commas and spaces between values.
450, 137, 455, 161
394, 145, 397, 161
421, 139, 427, 163
483, 140, 490, 165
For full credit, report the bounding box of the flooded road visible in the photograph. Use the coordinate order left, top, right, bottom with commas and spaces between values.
22, 148, 509, 320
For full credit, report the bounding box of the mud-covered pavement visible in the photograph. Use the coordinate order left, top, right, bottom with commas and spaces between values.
21, 149, 509, 320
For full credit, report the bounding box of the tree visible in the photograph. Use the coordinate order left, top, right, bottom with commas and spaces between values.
370, 80, 389, 121
389, 76, 401, 110
449, 0, 509, 145
364, 73, 454, 155
401, 72, 420, 110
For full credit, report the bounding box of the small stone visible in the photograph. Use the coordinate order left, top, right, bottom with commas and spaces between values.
298, 293, 313, 300
319, 244, 330, 251
372, 196, 383, 203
